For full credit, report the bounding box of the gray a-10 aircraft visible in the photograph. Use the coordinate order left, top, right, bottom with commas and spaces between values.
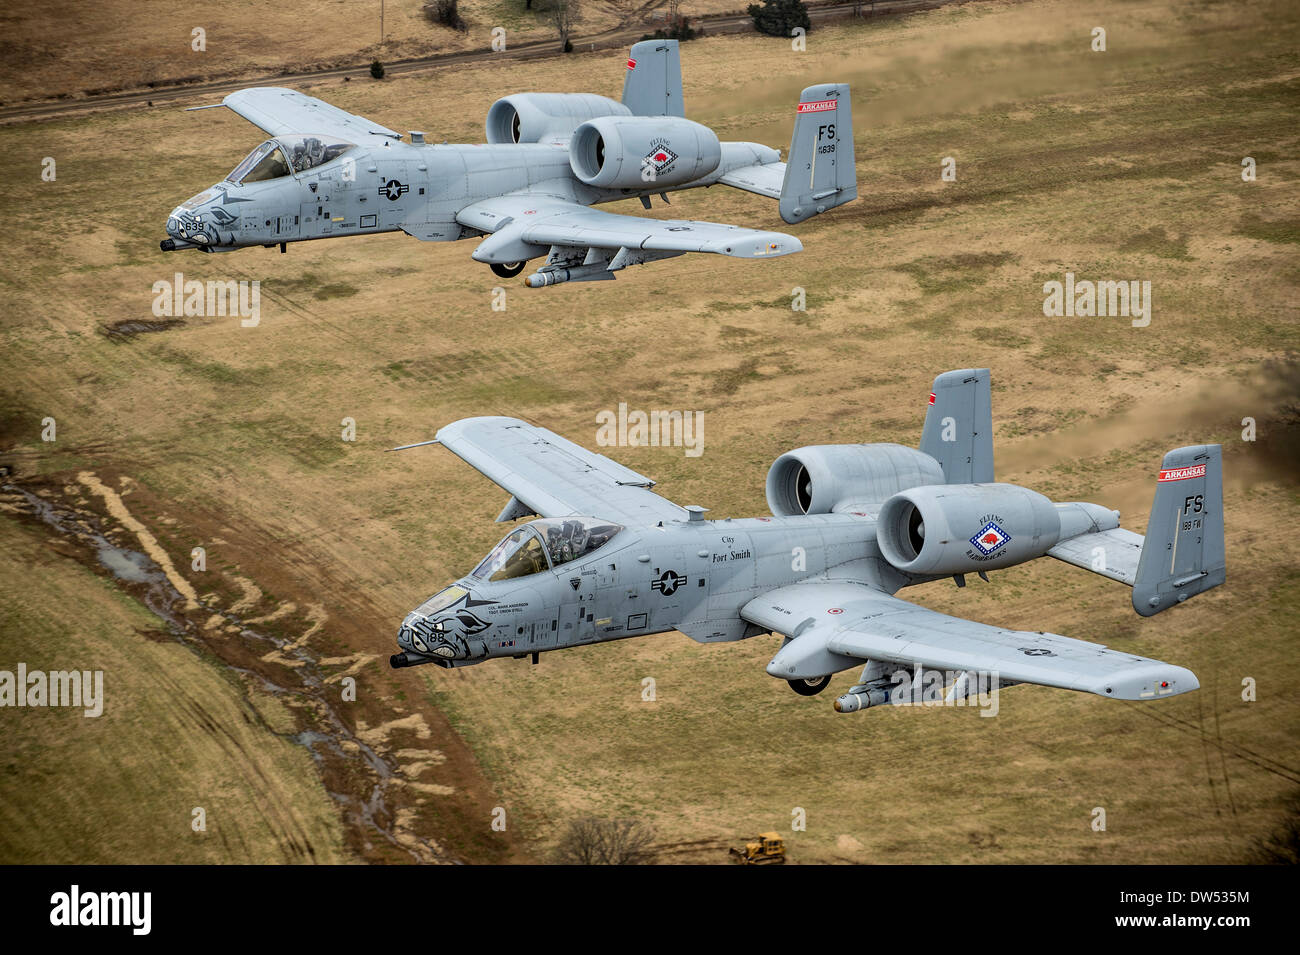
161, 40, 856, 288
387, 369, 1226, 713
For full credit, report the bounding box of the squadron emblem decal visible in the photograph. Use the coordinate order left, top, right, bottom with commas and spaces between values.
969, 521, 1011, 556
643, 141, 678, 177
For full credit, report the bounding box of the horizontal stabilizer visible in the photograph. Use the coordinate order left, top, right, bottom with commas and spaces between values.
1047, 528, 1144, 585
720, 163, 786, 200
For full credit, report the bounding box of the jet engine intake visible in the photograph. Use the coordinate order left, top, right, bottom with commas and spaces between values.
485, 93, 631, 144
569, 116, 721, 189
765, 444, 945, 517
877, 483, 1062, 576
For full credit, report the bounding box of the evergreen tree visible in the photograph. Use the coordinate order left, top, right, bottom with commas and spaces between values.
747, 0, 811, 38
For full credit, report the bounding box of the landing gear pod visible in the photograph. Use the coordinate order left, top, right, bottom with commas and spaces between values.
490, 261, 525, 278
787, 675, 831, 696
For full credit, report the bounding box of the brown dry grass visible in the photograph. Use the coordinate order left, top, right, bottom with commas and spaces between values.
0, 0, 754, 103
0, 0, 1297, 863
0, 513, 349, 863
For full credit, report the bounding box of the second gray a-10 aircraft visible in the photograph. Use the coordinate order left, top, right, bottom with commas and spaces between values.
387, 369, 1226, 713
162, 40, 856, 288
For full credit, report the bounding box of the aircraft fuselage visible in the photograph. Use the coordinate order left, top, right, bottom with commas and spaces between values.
394, 512, 910, 670
163, 139, 777, 253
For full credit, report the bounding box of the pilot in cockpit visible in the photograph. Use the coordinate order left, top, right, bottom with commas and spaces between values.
291, 137, 326, 172
545, 519, 590, 564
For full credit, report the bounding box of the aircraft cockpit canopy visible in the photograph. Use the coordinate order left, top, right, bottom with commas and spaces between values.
227, 135, 356, 183
472, 517, 623, 582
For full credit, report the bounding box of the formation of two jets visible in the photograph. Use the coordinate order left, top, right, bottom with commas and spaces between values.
163, 43, 1225, 710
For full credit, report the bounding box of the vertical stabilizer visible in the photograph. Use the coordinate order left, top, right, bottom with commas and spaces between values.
622, 40, 685, 117
919, 369, 994, 484
779, 84, 857, 224
1133, 445, 1226, 616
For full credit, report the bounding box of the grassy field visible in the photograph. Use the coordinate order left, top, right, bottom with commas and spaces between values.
0, 512, 349, 863
1, 0, 1297, 863
0, 0, 752, 104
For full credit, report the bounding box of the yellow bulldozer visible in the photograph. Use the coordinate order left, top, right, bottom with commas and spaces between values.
729, 831, 786, 865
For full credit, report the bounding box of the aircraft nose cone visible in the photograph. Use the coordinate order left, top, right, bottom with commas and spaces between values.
400, 613, 465, 659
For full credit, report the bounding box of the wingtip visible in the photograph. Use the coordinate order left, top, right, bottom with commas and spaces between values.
1095, 663, 1199, 700
714, 234, 802, 258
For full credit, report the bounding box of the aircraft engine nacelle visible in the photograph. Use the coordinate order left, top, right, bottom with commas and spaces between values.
569, 116, 722, 189
485, 93, 631, 144
877, 483, 1062, 576
766, 444, 945, 517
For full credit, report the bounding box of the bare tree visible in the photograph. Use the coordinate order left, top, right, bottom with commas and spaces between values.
555, 816, 658, 864
550, 0, 580, 51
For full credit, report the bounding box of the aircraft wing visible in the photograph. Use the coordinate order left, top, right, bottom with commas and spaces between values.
220, 87, 402, 142
426, 416, 690, 525
742, 580, 1198, 701
457, 197, 801, 260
